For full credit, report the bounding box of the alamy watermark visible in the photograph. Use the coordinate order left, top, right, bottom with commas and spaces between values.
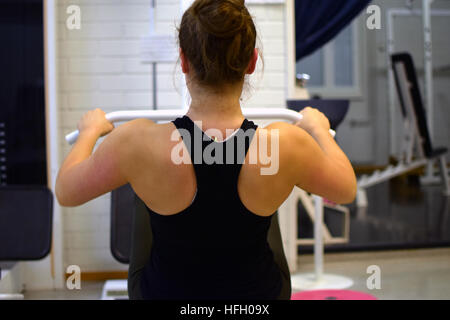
66, 5, 81, 30
366, 5, 381, 30
65, 4, 381, 31
170, 123, 280, 176
66, 265, 81, 290
366, 265, 381, 290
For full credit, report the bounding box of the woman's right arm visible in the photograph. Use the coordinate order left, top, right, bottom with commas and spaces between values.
284, 107, 357, 204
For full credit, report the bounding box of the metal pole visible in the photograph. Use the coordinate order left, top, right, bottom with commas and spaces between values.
423, 0, 435, 180
291, 194, 353, 290
151, 0, 157, 110
386, 11, 396, 156
423, 0, 434, 140
313, 195, 324, 281
65, 108, 336, 144
153, 63, 157, 110
44, 0, 64, 289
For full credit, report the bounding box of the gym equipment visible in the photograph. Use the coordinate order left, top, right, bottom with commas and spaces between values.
0, 0, 47, 186
0, 186, 53, 299
287, 99, 351, 246
386, 2, 450, 181
0, 0, 58, 297
286, 100, 353, 291
110, 184, 135, 264
357, 53, 450, 208
63, 0, 331, 298
0, 186, 53, 261
65, 108, 335, 144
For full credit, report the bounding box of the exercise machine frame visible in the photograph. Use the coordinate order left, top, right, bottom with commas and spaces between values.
386, 2, 450, 181
357, 52, 450, 209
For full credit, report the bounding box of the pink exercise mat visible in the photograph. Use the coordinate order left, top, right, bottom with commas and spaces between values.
291, 290, 377, 300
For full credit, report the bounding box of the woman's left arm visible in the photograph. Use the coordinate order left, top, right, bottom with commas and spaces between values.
55, 108, 130, 207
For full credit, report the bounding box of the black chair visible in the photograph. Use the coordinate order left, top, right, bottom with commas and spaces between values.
0, 186, 53, 261
110, 185, 292, 300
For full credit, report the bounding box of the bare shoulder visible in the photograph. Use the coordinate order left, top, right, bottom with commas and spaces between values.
115, 118, 156, 137
113, 118, 177, 142
262, 121, 311, 149
108, 119, 178, 178
261, 121, 320, 172
105, 119, 173, 158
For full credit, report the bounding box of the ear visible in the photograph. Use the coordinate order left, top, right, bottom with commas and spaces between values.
246, 48, 258, 75
180, 48, 189, 74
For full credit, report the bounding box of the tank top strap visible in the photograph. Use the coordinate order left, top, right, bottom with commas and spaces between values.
172, 115, 258, 193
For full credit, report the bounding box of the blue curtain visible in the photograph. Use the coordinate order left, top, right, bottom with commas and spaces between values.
295, 0, 372, 61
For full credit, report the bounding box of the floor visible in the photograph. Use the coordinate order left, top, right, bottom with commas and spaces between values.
24, 281, 104, 300
292, 248, 450, 300
22, 247, 450, 300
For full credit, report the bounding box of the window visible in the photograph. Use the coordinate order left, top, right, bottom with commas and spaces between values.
293, 20, 362, 98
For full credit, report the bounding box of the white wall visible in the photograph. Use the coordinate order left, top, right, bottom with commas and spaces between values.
57, 0, 181, 272
56, 0, 287, 272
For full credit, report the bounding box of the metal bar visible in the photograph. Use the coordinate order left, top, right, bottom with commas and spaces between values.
386, 10, 396, 156
296, 238, 349, 246
387, 8, 450, 17
439, 156, 450, 196
152, 63, 157, 110
313, 195, 324, 281
151, 0, 157, 110
422, 0, 436, 183
297, 189, 333, 240
295, 202, 350, 246
423, 0, 434, 142
65, 108, 336, 144
357, 159, 428, 189
44, 0, 64, 289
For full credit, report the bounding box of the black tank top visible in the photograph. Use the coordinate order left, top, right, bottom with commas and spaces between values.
140, 115, 282, 300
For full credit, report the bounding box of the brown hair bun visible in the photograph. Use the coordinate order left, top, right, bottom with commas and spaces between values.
179, 0, 258, 87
